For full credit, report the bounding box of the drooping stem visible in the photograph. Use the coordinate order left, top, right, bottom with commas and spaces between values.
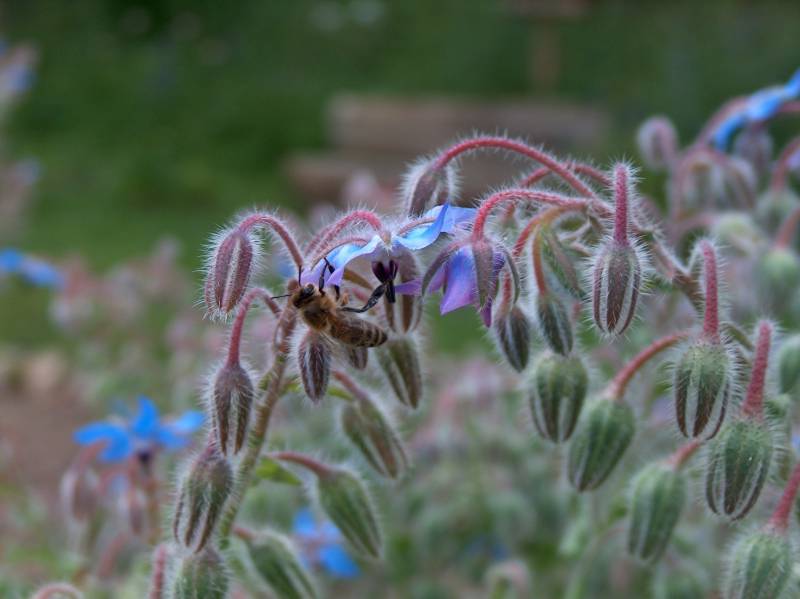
433, 136, 598, 198
767, 461, 800, 532
236, 213, 304, 268
332, 370, 371, 403
666, 439, 701, 470
271, 451, 333, 478
774, 205, 800, 248
697, 241, 720, 341
471, 188, 589, 240
741, 320, 773, 419
306, 210, 385, 257
608, 331, 690, 400
770, 135, 800, 190
612, 165, 630, 246
226, 288, 281, 367
531, 229, 548, 293
218, 313, 297, 542
520, 161, 611, 188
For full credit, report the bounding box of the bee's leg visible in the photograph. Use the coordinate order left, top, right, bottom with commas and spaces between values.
342, 283, 386, 313
323, 257, 341, 300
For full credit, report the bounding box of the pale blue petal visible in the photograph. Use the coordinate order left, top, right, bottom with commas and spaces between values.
440, 247, 477, 314
130, 396, 160, 438
786, 68, 800, 97
0, 248, 23, 273
325, 236, 383, 286
154, 426, 189, 450
318, 544, 360, 578
74, 422, 127, 445
293, 508, 318, 537
395, 204, 477, 251
100, 435, 134, 462
168, 411, 204, 434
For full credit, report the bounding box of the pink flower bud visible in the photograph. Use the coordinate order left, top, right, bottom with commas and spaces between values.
402, 159, 456, 217
211, 362, 255, 456
204, 229, 256, 317
297, 330, 331, 403
591, 240, 642, 336
636, 116, 678, 171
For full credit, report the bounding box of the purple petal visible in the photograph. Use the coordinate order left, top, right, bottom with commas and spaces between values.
440, 247, 477, 314
394, 279, 422, 295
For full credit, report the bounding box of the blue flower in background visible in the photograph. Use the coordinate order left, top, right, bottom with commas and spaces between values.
0, 247, 64, 289
293, 508, 360, 578
303, 203, 475, 290
74, 396, 204, 462
713, 68, 800, 149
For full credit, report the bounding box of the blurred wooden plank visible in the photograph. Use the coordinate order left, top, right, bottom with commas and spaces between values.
327, 95, 608, 155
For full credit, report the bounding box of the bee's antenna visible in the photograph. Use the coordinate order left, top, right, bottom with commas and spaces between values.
270, 293, 292, 300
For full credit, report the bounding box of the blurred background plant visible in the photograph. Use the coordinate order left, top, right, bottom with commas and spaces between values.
4, 1, 800, 598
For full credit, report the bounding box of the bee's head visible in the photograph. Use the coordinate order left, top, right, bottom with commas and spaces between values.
292, 283, 319, 308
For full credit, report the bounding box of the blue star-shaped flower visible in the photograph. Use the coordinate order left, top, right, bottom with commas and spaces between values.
713, 68, 800, 149
74, 396, 204, 462
293, 508, 360, 579
302, 203, 476, 291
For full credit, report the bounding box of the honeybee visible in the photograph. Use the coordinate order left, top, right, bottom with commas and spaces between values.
288, 262, 389, 347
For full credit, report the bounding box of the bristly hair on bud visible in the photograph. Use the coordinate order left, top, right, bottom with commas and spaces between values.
590, 163, 644, 336
492, 303, 533, 372
172, 547, 230, 599
526, 351, 588, 443
210, 361, 255, 456
724, 529, 791, 599
401, 156, 458, 217
297, 329, 332, 404
567, 396, 635, 492
376, 335, 423, 409
531, 228, 573, 356
204, 228, 257, 319
240, 529, 319, 599
172, 443, 233, 553
636, 115, 678, 172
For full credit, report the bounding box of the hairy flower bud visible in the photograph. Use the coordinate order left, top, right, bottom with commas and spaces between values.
673, 340, 731, 441
756, 188, 800, 234
211, 361, 254, 456
527, 351, 588, 443
242, 531, 318, 599
173, 444, 233, 552
376, 336, 423, 409
706, 418, 773, 520
492, 305, 532, 372
297, 330, 331, 403
534, 291, 573, 356
636, 116, 678, 172
472, 239, 503, 311
724, 530, 791, 599
205, 229, 255, 317
317, 468, 382, 559
567, 398, 635, 492
539, 225, 583, 300
591, 240, 641, 336
403, 159, 456, 217
345, 346, 369, 370
626, 463, 686, 563
680, 153, 725, 210
172, 547, 230, 599
777, 334, 800, 394
733, 125, 773, 179
341, 399, 409, 479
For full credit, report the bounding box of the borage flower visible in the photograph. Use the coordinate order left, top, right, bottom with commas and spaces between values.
713, 68, 800, 149
304, 203, 476, 299
292, 508, 360, 579
74, 396, 204, 462
0, 247, 64, 289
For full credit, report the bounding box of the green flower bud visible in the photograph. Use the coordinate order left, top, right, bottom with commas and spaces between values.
539, 225, 582, 300
534, 291, 573, 356
758, 248, 800, 310
485, 559, 531, 599
725, 530, 791, 599
711, 212, 762, 255
172, 547, 229, 599
341, 398, 409, 479
706, 418, 773, 520
626, 463, 686, 563
212, 361, 255, 456
492, 305, 533, 372
173, 445, 233, 552
591, 241, 641, 336
527, 351, 588, 443
756, 187, 800, 234
777, 334, 800, 394
567, 398, 635, 492
317, 468, 382, 559
673, 339, 731, 441
376, 335, 423, 409
243, 531, 318, 599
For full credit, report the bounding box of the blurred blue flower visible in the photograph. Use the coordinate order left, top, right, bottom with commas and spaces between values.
0, 247, 64, 289
303, 203, 475, 290
713, 68, 800, 149
293, 508, 360, 578
74, 396, 204, 462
